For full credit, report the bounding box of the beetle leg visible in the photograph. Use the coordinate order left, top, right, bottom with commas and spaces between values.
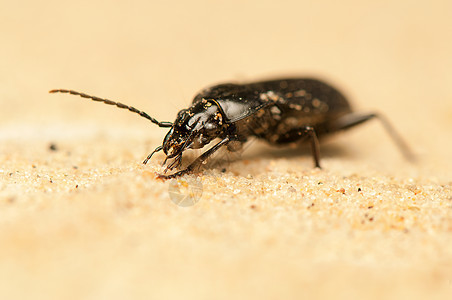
165, 154, 183, 172
329, 112, 414, 161
303, 126, 321, 168
271, 126, 321, 168
157, 137, 231, 179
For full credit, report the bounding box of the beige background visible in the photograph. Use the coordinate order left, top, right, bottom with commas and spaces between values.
1, 0, 452, 299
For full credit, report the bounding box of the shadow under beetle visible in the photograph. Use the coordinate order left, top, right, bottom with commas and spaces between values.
50, 78, 413, 179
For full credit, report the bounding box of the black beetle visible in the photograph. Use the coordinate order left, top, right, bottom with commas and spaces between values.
50, 78, 413, 179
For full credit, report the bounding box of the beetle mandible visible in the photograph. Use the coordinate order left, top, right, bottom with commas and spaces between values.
50, 78, 413, 179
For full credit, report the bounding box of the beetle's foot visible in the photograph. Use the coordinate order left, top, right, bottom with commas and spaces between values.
156, 169, 191, 180
163, 164, 179, 174
156, 164, 194, 179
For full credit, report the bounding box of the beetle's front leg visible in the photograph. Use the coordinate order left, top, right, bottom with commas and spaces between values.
164, 154, 183, 172
157, 137, 231, 179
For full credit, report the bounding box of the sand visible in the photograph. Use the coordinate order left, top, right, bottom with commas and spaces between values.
1, 1, 452, 299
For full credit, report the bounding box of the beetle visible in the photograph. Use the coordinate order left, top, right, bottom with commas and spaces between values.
50, 78, 413, 179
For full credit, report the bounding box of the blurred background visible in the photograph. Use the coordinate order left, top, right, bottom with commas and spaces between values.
1, 0, 450, 124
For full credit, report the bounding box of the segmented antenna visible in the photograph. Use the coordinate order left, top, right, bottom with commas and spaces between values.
49, 89, 173, 128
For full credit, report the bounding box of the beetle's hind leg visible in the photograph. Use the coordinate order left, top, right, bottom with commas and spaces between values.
329, 112, 414, 161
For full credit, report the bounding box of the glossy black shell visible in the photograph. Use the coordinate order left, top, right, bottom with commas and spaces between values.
192, 78, 352, 144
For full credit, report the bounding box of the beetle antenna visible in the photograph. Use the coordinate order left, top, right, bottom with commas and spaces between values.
49, 89, 173, 128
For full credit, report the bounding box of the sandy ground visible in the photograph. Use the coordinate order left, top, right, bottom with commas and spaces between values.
1, 0, 452, 299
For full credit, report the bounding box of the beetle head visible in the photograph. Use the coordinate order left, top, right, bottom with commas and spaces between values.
162, 100, 226, 159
